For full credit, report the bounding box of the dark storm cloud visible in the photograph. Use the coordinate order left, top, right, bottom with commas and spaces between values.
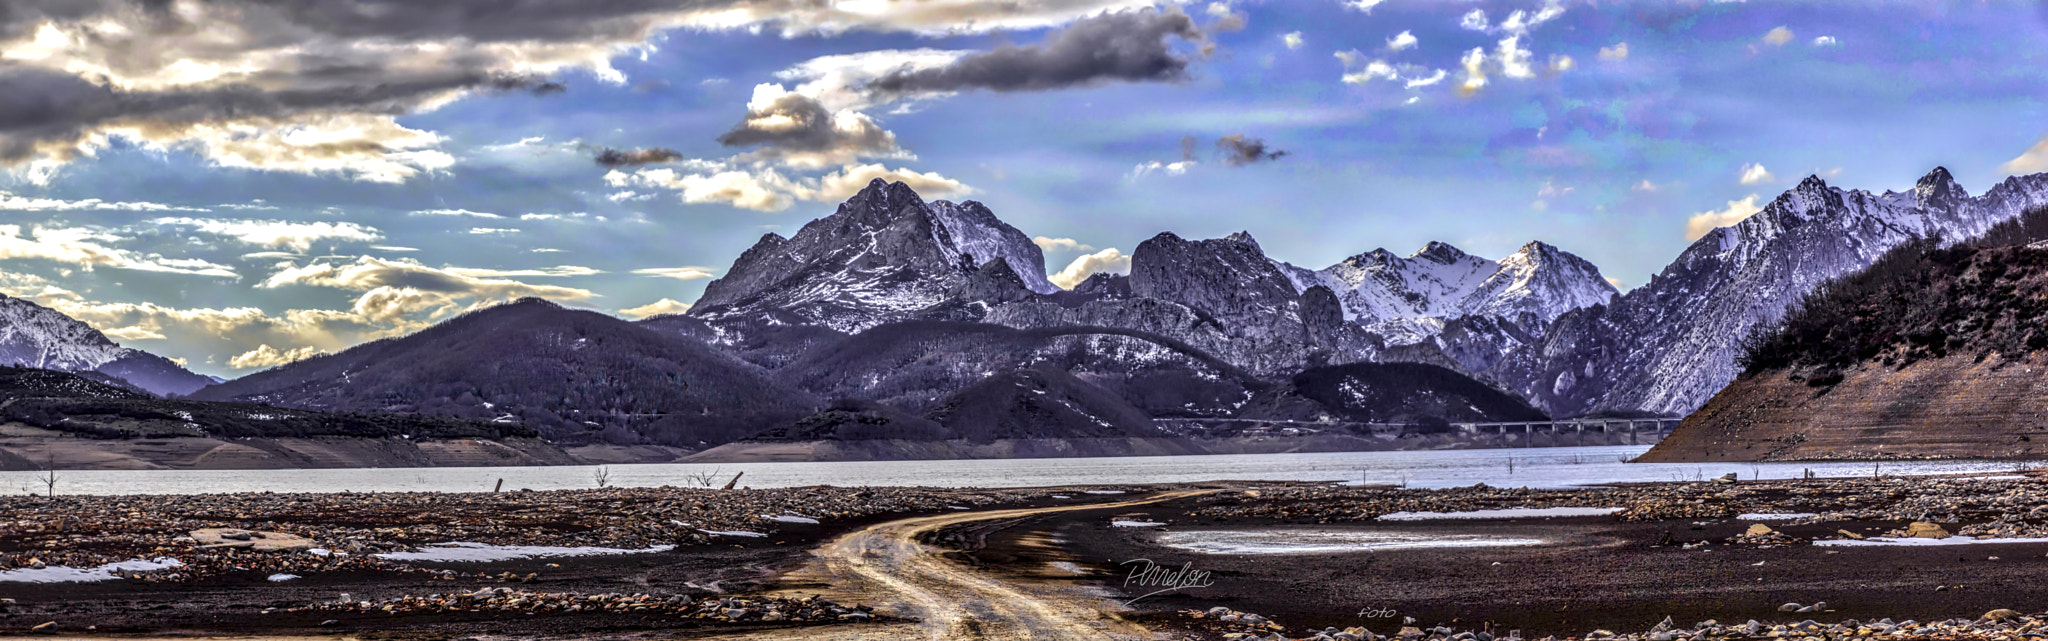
715, 91, 898, 160
1216, 134, 1286, 166
865, 8, 1203, 95
592, 146, 684, 167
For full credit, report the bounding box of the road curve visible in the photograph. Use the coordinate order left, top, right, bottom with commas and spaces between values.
772, 489, 1213, 641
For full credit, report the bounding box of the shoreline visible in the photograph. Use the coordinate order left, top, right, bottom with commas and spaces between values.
6, 473, 2048, 638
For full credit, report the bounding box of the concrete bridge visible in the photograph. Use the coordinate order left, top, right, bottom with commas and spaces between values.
1452, 418, 1681, 446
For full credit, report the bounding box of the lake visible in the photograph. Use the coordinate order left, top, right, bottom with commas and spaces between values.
12, 445, 2031, 496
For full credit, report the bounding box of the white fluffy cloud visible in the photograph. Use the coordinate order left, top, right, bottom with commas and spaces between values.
631, 267, 721, 280
260, 256, 598, 324
618, 298, 694, 319
1685, 194, 1764, 240
1598, 42, 1629, 61
0, 224, 236, 277
1033, 237, 1097, 253
1740, 163, 1777, 185
604, 161, 973, 212
1127, 160, 1198, 181
2001, 135, 2048, 175
1, 191, 206, 212
1282, 32, 1304, 50
151, 218, 382, 252
1387, 31, 1418, 52
1049, 248, 1132, 289
227, 344, 324, 370
1763, 26, 1795, 47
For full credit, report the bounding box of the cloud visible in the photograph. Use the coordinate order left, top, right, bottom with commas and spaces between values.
1282, 32, 1304, 50
1033, 237, 1096, 253
1128, 160, 1197, 181
1387, 31, 1418, 52
151, 218, 381, 252
718, 86, 906, 167
2001, 134, 2048, 174
0, 224, 237, 277
1685, 194, 1763, 240
410, 208, 504, 219
619, 298, 694, 319
1205, 3, 1246, 33
1217, 135, 1286, 166
372, 245, 419, 252
1812, 36, 1839, 47
1496, 36, 1535, 80
1605, 276, 1625, 289
259, 256, 598, 324
227, 344, 324, 370
443, 266, 604, 278
1739, 163, 1777, 185
1460, 47, 1490, 93
1633, 180, 1659, 192
1763, 26, 1795, 47
864, 8, 1204, 96
1, 191, 207, 212
1344, 0, 1389, 12
468, 227, 519, 235
1598, 43, 1629, 61
0, 0, 1172, 180
1404, 70, 1448, 89
1049, 248, 1132, 289
1461, 9, 1491, 31
631, 267, 721, 280
25, 294, 408, 374
605, 161, 972, 212
593, 147, 685, 168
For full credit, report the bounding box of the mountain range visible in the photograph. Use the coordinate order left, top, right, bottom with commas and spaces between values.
8, 169, 2048, 460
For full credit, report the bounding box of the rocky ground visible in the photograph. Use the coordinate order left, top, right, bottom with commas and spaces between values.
9, 474, 2048, 639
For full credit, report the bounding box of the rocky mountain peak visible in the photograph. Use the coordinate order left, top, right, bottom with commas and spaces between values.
689, 179, 1054, 332
1413, 240, 1475, 264
1914, 166, 1968, 210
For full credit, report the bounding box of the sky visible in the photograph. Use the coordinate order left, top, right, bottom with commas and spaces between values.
2, 0, 2047, 377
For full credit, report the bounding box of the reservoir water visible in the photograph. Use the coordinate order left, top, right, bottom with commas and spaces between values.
12, 445, 2030, 496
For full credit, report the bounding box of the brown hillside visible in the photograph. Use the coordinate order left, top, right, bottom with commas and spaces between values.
1637, 354, 2048, 462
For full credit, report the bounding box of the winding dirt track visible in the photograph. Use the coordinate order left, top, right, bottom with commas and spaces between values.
754, 489, 1212, 641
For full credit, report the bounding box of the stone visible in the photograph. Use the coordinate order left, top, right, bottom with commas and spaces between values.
1904, 522, 1951, 539
1983, 609, 2022, 622
1837, 529, 1865, 540
1746, 523, 1776, 536
1778, 603, 1803, 612
1400, 627, 1425, 639
1714, 473, 1739, 484
30, 622, 57, 635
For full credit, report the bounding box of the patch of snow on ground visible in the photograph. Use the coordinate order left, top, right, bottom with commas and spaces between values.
268, 573, 301, 582
0, 558, 182, 583
698, 529, 767, 538
1378, 507, 1621, 521
1083, 490, 1126, 495
1157, 530, 1543, 555
375, 542, 675, 562
762, 514, 820, 524
1112, 520, 1166, 527
1815, 537, 2048, 547
1738, 513, 1819, 521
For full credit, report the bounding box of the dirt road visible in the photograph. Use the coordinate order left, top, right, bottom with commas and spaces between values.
756, 489, 1211, 641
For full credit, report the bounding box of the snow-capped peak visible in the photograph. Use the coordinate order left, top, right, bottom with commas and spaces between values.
1278, 240, 1616, 339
